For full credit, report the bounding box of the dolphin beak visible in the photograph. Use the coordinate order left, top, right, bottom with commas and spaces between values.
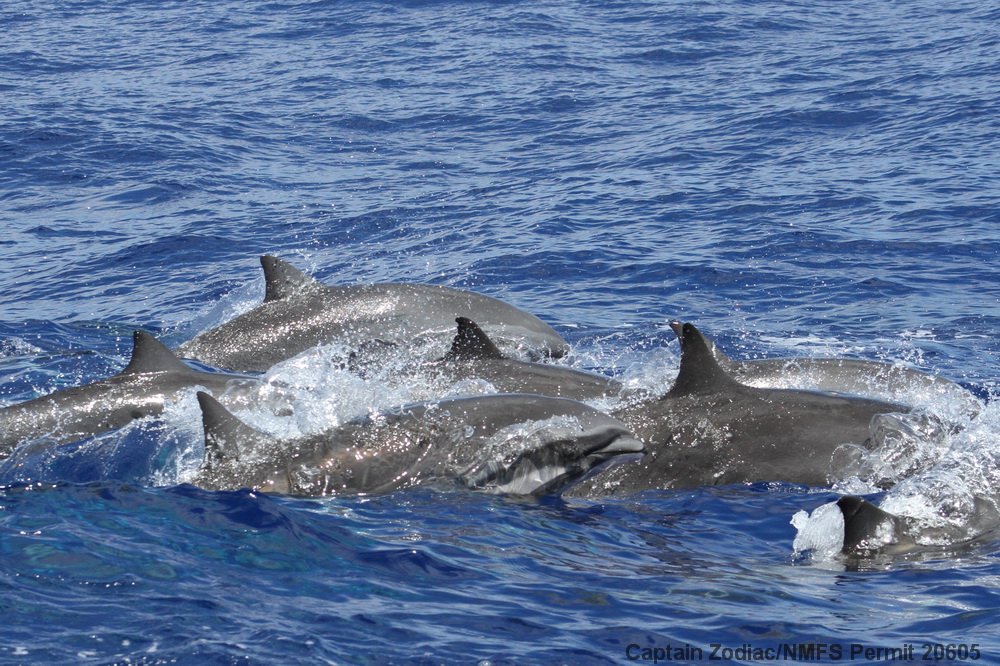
578, 431, 646, 477
459, 429, 646, 497
668, 321, 685, 341
589, 432, 645, 460
553, 432, 644, 497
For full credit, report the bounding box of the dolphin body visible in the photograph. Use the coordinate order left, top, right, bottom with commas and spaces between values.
350, 317, 623, 402
835, 495, 1000, 560
567, 322, 910, 496
703, 329, 979, 415
0, 331, 260, 459
175, 256, 570, 373
190, 391, 644, 497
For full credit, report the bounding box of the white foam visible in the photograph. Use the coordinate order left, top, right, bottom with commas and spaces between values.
791, 501, 845, 561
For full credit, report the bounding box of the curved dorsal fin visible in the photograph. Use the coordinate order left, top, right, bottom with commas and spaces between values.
121, 331, 191, 375
260, 255, 324, 302
196, 391, 267, 472
444, 317, 505, 361
666, 322, 740, 396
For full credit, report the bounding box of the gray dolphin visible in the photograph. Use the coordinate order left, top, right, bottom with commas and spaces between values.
834, 495, 1000, 559
349, 317, 623, 402
701, 327, 979, 415
837, 496, 919, 557
568, 322, 910, 496
175, 256, 569, 372
190, 391, 644, 497
0, 331, 261, 459
440, 317, 624, 399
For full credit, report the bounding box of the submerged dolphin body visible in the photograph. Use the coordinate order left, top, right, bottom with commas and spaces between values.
350, 317, 623, 402
834, 495, 1000, 559
568, 323, 910, 496
191, 392, 644, 497
836, 496, 919, 557
175, 256, 570, 373
0, 331, 260, 459
702, 328, 980, 415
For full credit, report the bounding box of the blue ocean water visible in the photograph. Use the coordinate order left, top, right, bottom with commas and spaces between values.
3, 0, 1000, 663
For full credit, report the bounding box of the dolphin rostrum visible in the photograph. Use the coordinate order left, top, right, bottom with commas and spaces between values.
175, 256, 570, 373
190, 391, 644, 497
568, 322, 910, 496
0, 331, 262, 459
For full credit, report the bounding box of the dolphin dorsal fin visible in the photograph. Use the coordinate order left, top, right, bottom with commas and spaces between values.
837, 495, 900, 553
260, 255, 324, 302
666, 322, 740, 396
197, 391, 265, 471
121, 331, 191, 375
444, 317, 505, 361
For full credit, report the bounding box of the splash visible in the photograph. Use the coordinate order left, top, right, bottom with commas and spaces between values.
791, 501, 845, 561
796, 397, 1000, 560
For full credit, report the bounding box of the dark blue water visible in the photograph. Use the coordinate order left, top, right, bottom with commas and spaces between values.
3, 0, 1000, 663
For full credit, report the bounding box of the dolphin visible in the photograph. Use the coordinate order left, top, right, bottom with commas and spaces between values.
567, 322, 910, 496
700, 327, 980, 415
836, 496, 919, 557
349, 317, 623, 402
0, 331, 262, 459
834, 495, 1000, 559
175, 256, 570, 373
190, 391, 645, 497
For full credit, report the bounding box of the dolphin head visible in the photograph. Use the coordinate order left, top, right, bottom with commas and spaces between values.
459, 414, 645, 497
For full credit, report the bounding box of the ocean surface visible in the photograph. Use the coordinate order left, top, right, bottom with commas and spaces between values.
3, 0, 1000, 663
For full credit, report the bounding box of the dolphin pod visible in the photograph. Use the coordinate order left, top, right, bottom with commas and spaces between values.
174, 256, 570, 372
192, 391, 645, 497
1, 255, 986, 559
0, 331, 264, 458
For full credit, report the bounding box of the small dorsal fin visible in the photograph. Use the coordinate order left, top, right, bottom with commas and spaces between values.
666, 322, 740, 396
121, 331, 191, 375
260, 255, 324, 302
444, 317, 505, 361
197, 391, 266, 471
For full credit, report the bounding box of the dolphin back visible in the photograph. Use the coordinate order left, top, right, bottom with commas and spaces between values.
175, 256, 570, 372
837, 495, 911, 555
